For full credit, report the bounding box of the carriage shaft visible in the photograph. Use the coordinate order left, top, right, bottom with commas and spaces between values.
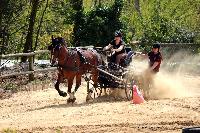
97, 67, 124, 82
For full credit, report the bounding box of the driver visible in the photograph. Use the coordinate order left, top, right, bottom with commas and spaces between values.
103, 31, 126, 65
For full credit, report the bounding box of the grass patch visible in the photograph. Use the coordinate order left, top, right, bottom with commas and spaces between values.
56, 128, 62, 133
1, 128, 17, 133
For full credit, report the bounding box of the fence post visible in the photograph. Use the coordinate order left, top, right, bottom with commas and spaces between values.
0, 50, 1, 76
28, 50, 34, 81
0, 29, 4, 76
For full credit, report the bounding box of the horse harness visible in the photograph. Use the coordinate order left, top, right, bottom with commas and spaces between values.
57, 48, 95, 72
57, 49, 79, 72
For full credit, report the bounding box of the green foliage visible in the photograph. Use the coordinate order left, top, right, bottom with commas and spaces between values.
123, 0, 199, 44
0, 0, 74, 55
71, 0, 126, 47
2, 128, 17, 133
0, 0, 200, 57
56, 128, 62, 133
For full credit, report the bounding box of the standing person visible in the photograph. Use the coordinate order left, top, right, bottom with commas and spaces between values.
148, 43, 162, 73
103, 31, 126, 65
140, 43, 163, 99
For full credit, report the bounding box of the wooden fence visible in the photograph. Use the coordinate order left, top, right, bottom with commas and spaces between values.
0, 50, 49, 59
0, 46, 102, 80
0, 43, 199, 80
0, 50, 53, 80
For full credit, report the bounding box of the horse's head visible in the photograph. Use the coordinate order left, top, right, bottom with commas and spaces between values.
48, 36, 66, 65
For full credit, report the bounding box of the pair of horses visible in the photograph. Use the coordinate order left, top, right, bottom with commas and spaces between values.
48, 36, 102, 103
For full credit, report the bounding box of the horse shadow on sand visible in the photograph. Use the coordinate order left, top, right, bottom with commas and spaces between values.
28, 93, 128, 112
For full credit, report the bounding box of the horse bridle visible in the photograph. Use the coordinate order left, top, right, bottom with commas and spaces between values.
51, 44, 74, 68
50, 44, 61, 64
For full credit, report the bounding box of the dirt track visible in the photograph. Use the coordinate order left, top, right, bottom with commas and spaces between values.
0, 77, 200, 133
1, 57, 200, 133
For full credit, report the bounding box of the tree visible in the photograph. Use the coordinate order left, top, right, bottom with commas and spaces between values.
0, 0, 199, 57
34, 0, 49, 51
134, 0, 141, 16
21, 0, 40, 62
69, 0, 125, 47
70, 0, 84, 46
0, 0, 19, 56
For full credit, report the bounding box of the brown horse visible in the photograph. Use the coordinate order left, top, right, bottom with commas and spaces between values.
48, 36, 102, 103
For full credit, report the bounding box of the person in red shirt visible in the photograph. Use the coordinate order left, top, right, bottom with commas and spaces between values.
138, 43, 163, 99
148, 43, 162, 73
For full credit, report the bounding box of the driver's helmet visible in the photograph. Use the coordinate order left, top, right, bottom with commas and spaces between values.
115, 31, 122, 37
153, 43, 161, 49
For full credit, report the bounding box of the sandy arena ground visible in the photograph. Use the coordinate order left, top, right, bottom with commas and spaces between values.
0, 74, 199, 133
0, 57, 200, 132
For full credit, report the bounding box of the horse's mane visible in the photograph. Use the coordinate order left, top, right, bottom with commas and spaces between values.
56, 37, 66, 46
48, 36, 67, 51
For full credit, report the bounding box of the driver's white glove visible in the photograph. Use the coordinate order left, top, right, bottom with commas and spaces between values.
111, 49, 116, 55
103, 46, 108, 51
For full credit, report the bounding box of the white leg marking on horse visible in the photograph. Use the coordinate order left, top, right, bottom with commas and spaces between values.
68, 93, 74, 99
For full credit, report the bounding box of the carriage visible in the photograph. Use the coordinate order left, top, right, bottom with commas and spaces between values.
49, 36, 137, 103
84, 47, 136, 101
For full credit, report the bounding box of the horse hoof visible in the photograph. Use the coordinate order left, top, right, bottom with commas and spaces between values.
71, 98, 76, 103
67, 98, 72, 103
62, 92, 67, 97
67, 98, 76, 104
59, 91, 67, 97
86, 96, 93, 103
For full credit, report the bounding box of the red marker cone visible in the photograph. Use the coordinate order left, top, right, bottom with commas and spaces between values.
132, 85, 145, 104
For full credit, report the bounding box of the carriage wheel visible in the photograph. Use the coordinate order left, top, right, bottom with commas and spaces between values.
124, 77, 134, 101
105, 88, 112, 95
87, 81, 103, 99
92, 86, 102, 99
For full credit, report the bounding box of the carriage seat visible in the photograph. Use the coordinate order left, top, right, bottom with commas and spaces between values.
124, 51, 135, 65
125, 51, 135, 60
120, 51, 134, 63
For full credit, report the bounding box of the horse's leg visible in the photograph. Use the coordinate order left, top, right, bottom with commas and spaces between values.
90, 68, 98, 87
55, 73, 67, 97
67, 76, 76, 103
74, 73, 81, 93
67, 73, 82, 103
86, 69, 98, 102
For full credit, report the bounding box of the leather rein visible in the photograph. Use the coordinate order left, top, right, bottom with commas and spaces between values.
52, 45, 79, 71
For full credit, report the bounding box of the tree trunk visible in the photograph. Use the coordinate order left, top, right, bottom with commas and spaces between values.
0, 0, 6, 28
70, 0, 84, 46
21, 0, 40, 81
94, 0, 98, 7
0, 3, 3, 70
0, 3, 3, 64
0, 8, 2, 30
134, 0, 141, 16
99, 0, 102, 6
0, 0, 7, 71
34, 0, 49, 51
21, 0, 40, 63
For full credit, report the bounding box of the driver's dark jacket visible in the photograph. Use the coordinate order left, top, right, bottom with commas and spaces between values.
110, 39, 126, 55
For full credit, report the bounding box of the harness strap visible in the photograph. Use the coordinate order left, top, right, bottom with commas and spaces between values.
58, 49, 80, 71
58, 64, 79, 71
77, 48, 102, 66
77, 50, 86, 63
